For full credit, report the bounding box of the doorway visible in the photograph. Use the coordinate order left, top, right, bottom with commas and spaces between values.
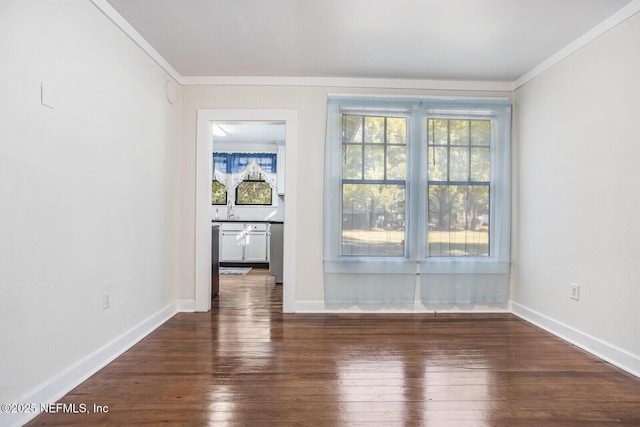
195, 109, 298, 313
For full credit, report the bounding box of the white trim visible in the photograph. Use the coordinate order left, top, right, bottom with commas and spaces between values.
513, 0, 640, 89
181, 76, 513, 92
88, 0, 183, 85
511, 302, 640, 379
327, 93, 511, 102
176, 299, 196, 312
294, 300, 326, 313
195, 110, 214, 312
5, 303, 178, 427
195, 109, 298, 313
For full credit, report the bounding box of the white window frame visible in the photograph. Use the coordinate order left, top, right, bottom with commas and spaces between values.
420, 107, 511, 273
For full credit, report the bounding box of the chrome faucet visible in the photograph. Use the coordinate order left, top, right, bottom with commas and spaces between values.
227, 199, 234, 220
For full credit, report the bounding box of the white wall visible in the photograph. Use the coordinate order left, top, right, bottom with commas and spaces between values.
179, 86, 509, 306
0, 0, 182, 416
513, 12, 640, 372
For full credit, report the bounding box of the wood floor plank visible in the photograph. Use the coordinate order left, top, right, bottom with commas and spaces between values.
25, 268, 640, 426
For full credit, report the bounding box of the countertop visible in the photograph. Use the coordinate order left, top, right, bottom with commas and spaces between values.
212, 219, 284, 224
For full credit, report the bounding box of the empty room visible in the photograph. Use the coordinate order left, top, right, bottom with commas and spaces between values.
2, 0, 640, 425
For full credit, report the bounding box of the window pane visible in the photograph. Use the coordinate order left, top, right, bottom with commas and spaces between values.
427, 185, 489, 257
449, 147, 469, 181
343, 145, 362, 179
428, 119, 448, 145
449, 120, 470, 145
364, 117, 384, 143
236, 181, 272, 205
343, 115, 363, 143
471, 147, 490, 181
212, 180, 227, 205
364, 145, 384, 180
342, 184, 405, 257
387, 117, 407, 144
427, 147, 448, 181
471, 120, 491, 146
386, 146, 406, 180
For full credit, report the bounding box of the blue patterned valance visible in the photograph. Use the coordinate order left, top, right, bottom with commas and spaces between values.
213, 153, 276, 174
213, 152, 278, 191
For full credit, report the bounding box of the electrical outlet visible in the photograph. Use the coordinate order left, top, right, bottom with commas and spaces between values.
103, 290, 111, 309
570, 283, 580, 301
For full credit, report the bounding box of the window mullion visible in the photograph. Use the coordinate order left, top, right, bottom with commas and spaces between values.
383, 117, 388, 181
406, 110, 425, 260
467, 120, 472, 182
360, 116, 365, 180
446, 120, 451, 182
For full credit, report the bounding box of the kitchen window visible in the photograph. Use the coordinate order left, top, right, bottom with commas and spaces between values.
323, 96, 511, 305
212, 152, 277, 206
211, 180, 227, 205
235, 174, 272, 205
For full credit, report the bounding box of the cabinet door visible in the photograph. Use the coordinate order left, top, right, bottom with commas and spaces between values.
220, 231, 244, 261
244, 232, 268, 262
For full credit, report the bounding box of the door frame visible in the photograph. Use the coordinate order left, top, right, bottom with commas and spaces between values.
195, 109, 298, 312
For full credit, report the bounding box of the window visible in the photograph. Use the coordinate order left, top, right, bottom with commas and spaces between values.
324, 96, 511, 305
212, 180, 227, 205
212, 152, 277, 206
427, 119, 491, 257
341, 115, 406, 256
235, 173, 272, 205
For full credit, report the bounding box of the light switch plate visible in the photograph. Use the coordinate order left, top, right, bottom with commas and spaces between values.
570, 283, 580, 301
41, 81, 55, 109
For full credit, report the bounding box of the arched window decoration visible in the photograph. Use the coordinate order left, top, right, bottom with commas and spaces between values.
213, 153, 277, 192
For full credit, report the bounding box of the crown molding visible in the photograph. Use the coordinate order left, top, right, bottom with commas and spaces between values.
512, 0, 640, 90
181, 76, 513, 92
89, 0, 184, 85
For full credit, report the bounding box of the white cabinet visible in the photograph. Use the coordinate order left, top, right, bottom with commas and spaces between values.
245, 224, 269, 262
219, 222, 269, 262
220, 224, 244, 262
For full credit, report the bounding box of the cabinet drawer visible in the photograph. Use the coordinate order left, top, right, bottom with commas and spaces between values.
221, 223, 244, 231
246, 223, 268, 232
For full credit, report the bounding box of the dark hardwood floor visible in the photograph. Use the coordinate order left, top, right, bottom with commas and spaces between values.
26, 269, 640, 426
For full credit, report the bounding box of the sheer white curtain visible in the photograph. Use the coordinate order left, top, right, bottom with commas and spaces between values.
214, 160, 277, 192
323, 99, 417, 308
323, 95, 511, 308
419, 105, 511, 305
213, 153, 278, 192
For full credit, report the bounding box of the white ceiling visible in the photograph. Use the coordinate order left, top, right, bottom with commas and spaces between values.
213, 122, 285, 145
104, 0, 634, 84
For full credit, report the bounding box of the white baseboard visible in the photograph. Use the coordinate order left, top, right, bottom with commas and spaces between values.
511, 302, 640, 378
294, 300, 326, 312
6, 303, 179, 427
176, 299, 196, 312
